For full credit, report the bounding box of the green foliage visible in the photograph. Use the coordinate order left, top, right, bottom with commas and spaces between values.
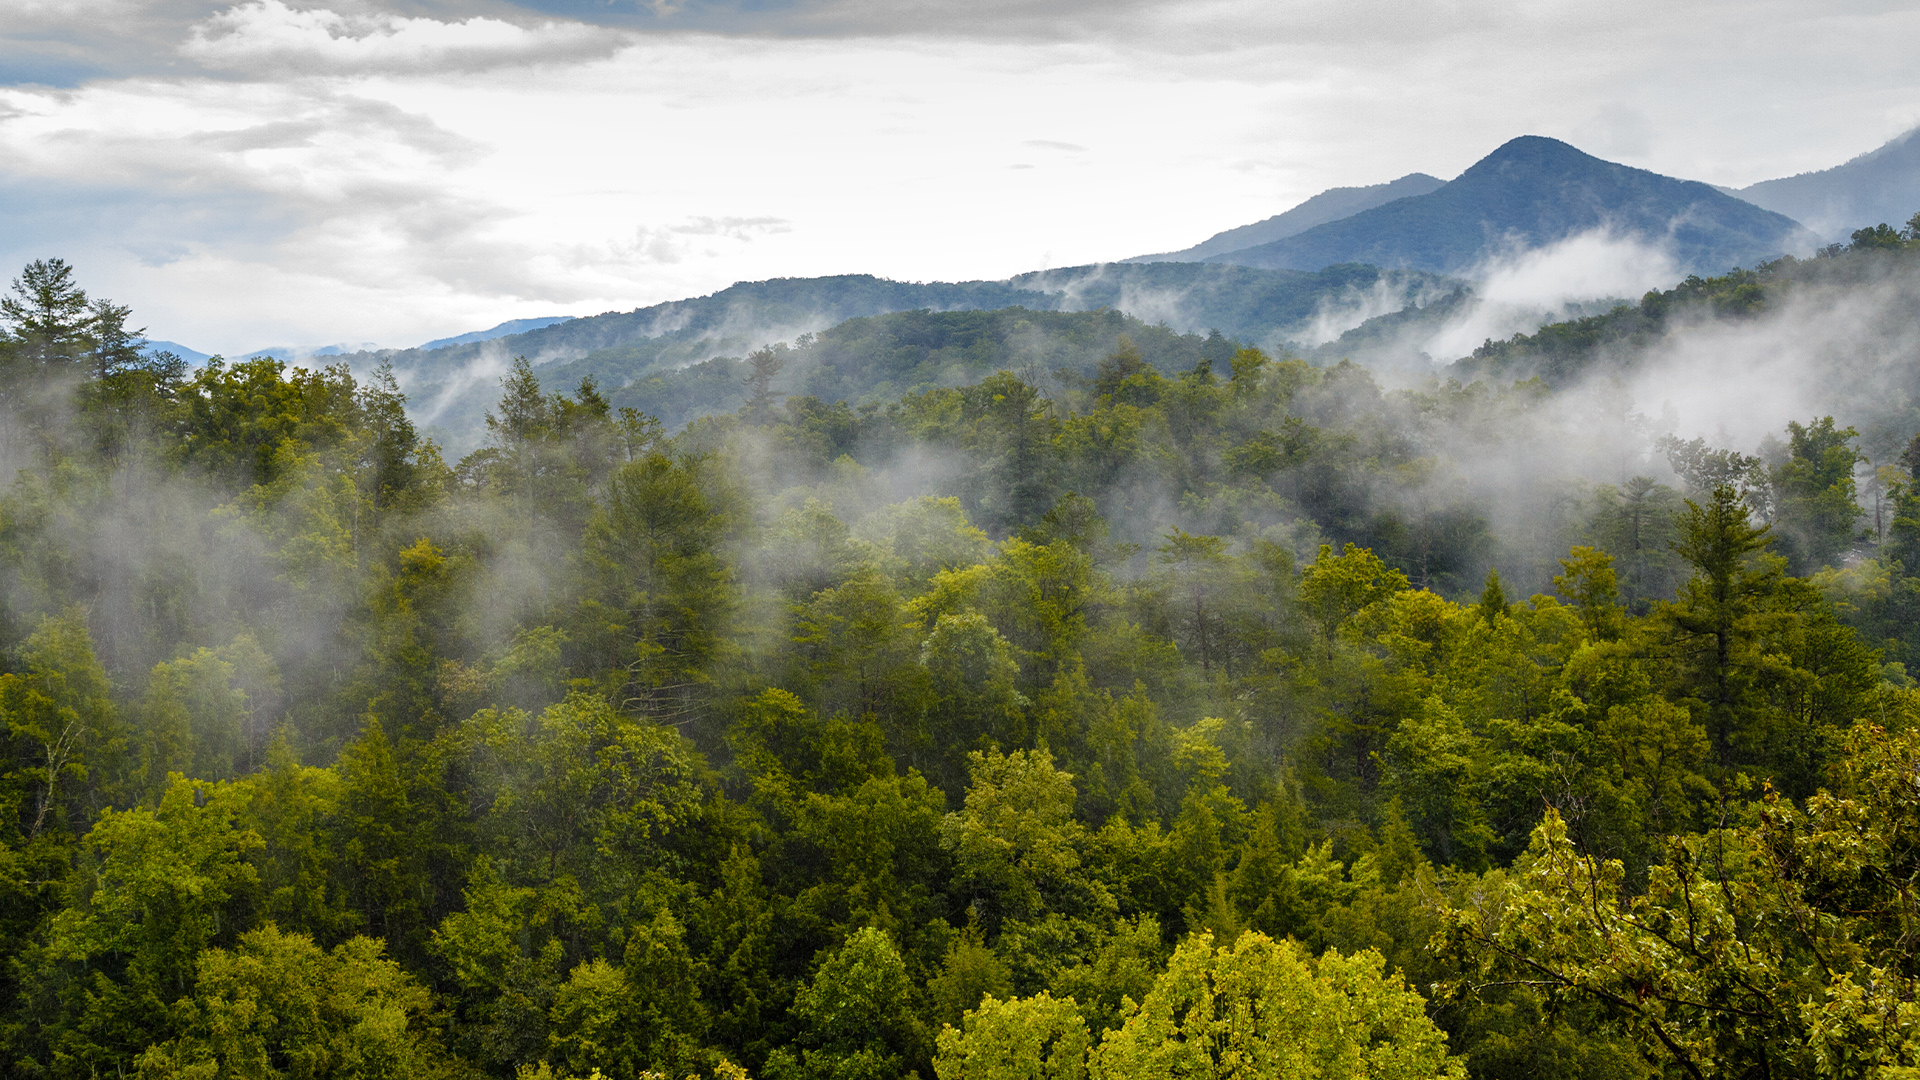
135, 925, 455, 1080
933, 992, 1088, 1080
583, 451, 735, 722
926, 922, 1012, 1033
1771, 416, 1867, 571
1443, 725, 1920, 1080
767, 927, 930, 1080
943, 749, 1098, 931
1298, 543, 1409, 653
2, 610, 120, 844
17, 776, 261, 1076
8, 256, 1920, 1080
1090, 930, 1464, 1080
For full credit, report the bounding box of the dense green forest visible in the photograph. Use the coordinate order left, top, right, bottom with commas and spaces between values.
7, 228, 1920, 1080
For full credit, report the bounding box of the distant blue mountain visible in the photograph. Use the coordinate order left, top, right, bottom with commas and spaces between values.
142, 340, 212, 364
1736, 126, 1920, 241
1202, 137, 1816, 276
418, 316, 575, 351
1128, 173, 1446, 263
236, 343, 383, 362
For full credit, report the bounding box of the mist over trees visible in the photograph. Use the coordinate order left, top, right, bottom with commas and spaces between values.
7, 229, 1920, 1079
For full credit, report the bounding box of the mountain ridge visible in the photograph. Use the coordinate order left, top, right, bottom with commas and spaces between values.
372, 262, 1460, 450
1201, 136, 1814, 276
1736, 126, 1920, 240
1126, 173, 1447, 263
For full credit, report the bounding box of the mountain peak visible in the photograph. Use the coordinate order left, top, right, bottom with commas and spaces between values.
1461, 135, 1655, 182
1480, 134, 1595, 160
1198, 137, 1810, 276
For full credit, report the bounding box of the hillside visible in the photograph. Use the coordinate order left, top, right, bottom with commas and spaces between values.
9, 247, 1920, 1080
1445, 231, 1920, 493
1124, 173, 1446, 262
1736, 125, 1920, 240
553, 306, 1230, 431
376, 262, 1455, 447
374, 274, 1051, 378
417, 315, 574, 350
1205, 136, 1815, 276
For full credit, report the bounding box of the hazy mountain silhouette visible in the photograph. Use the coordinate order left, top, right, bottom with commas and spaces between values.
1126, 173, 1446, 263
1735, 126, 1920, 241
418, 316, 575, 351
1201, 136, 1815, 276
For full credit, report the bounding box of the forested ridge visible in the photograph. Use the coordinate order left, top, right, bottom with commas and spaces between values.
377, 262, 1452, 449
6, 246, 1920, 1080
1461, 214, 1920, 385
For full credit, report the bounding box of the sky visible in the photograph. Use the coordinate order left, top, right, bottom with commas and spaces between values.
3, 0, 1919, 354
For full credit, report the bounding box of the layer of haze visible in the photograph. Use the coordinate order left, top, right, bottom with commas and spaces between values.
3, 0, 1919, 353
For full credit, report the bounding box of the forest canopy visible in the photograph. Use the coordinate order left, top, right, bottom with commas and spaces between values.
6, 232, 1920, 1080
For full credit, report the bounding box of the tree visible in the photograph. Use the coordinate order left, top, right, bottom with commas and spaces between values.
2, 258, 92, 371
16, 776, 262, 1076
942, 749, 1096, 931
933, 992, 1088, 1080
134, 926, 457, 1080
1770, 417, 1865, 571
1476, 568, 1507, 625
546, 938, 707, 1080
333, 717, 434, 954
429, 857, 566, 1071
955, 372, 1059, 532
1157, 530, 1233, 673
1090, 337, 1154, 404
790, 566, 923, 740
84, 298, 147, 382
1297, 543, 1409, 657
474, 357, 617, 530
921, 612, 1028, 773
926, 922, 1013, 1033
358, 362, 433, 512
582, 453, 735, 723
1586, 477, 1685, 610
744, 345, 790, 419
1089, 931, 1464, 1080
459, 693, 707, 892
1, 610, 120, 842
134, 646, 248, 796
788, 771, 950, 950
1659, 484, 1778, 772
1442, 726, 1920, 1080
765, 927, 930, 1080
1552, 546, 1622, 640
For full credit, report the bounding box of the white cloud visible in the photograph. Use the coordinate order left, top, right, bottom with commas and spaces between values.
1419, 230, 1678, 362
182, 0, 628, 75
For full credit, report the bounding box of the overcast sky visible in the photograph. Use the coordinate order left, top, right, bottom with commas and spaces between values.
3, 0, 1918, 353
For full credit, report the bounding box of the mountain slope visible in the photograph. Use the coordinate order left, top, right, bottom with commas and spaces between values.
1451, 232, 1920, 389
1125, 173, 1446, 263
580, 306, 1235, 432
418, 316, 574, 351
1205, 136, 1814, 276
1004, 261, 1450, 345
327, 263, 1457, 450
1736, 126, 1920, 240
